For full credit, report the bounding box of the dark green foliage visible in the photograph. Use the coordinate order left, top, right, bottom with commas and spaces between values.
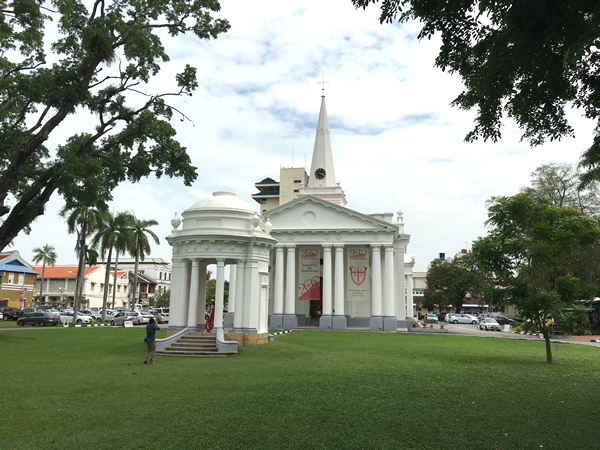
353, 1, 600, 171
423, 253, 486, 314
472, 193, 600, 362
152, 288, 170, 307
0, 0, 230, 250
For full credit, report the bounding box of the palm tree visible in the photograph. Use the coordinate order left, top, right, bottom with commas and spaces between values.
60, 205, 103, 322
31, 244, 57, 304
128, 216, 160, 310
92, 211, 134, 321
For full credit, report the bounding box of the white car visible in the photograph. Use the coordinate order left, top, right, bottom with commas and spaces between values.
479, 317, 501, 331
450, 314, 478, 324
150, 307, 169, 323
60, 311, 93, 325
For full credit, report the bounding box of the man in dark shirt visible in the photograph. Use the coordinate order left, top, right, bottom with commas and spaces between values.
144, 318, 160, 365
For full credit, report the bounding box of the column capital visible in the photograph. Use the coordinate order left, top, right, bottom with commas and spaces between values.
333, 244, 345, 249
216, 258, 225, 266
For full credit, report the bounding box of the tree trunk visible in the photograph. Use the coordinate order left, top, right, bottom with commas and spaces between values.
543, 329, 553, 363
73, 227, 87, 325
112, 251, 119, 310
101, 246, 113, 322
131, 240, 140, 310
39, 263, 46, 304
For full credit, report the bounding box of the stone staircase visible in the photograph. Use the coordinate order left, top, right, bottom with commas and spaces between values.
155, 332, 228, 358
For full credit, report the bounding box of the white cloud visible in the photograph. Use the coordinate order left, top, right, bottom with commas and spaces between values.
10, 0, 596, 272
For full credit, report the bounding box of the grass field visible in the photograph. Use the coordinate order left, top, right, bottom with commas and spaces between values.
1, 328, 599, 449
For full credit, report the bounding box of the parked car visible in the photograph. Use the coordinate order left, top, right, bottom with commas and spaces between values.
59, 311, 93, 324
424, 313, 439, 323
490, 314, 513, 325
2, 307, 23, 321
79, 309, 102, 322
110, 310, 140, 326
450, 314, 478, 324
150, 307, 169, 323
138, 311, 156, 324
479, 317, 501, 331
17, 311, 60, 327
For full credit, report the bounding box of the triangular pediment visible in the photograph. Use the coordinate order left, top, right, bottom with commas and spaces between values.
263, 195, 398, 232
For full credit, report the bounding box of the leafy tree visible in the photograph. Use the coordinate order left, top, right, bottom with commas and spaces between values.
31, 244, 57, 303
519, 162, 600, 299
205, 277, 228, 309
472, 193, 600, 363
92, 210, 134, 321
152, 288, 170, 308
423, 253, 485, 314
127, 216, 159, 309
520, 162, 600, 217
353, 1, 600, 162
0, 0, 230, 251
61, 205, 103, 319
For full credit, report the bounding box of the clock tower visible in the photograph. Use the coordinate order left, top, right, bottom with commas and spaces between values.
299, 95, 347, 207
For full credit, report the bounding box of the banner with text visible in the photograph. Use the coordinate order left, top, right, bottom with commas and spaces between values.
298, 248, 321, 300
347, 247, 370, 301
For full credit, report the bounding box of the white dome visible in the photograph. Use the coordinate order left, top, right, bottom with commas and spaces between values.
187, 192, 255, 213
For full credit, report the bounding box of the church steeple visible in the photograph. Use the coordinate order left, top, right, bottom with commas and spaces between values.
299, 94, 347, 207
308, 95, 337, 188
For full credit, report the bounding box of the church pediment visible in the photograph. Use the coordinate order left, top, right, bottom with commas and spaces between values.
263, 195, 398, 233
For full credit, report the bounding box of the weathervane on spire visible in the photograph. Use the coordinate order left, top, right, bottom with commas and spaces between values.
317, 71, 329, 96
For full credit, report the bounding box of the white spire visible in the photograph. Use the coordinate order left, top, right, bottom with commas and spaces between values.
308, 95, 337, 188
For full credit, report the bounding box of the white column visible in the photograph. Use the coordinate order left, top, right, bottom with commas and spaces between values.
196, 263, 207, 326
233, 260, 245, 331
371, 246, 382, 317
168, 258, 184, 330
406, 273, 414, 319
214, 259, 225, 330
334, 245, 344, 315
187, 259, 200, 328
180, 259, 191, 326
273, 246, 285, 315
243, 258, 254, 330
229, 265, 237, 313
383, 246, 395, 317
285, 246, 296, 315
322, 246, 332, 316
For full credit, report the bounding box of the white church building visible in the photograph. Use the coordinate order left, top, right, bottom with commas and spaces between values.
164, 94, 416, 347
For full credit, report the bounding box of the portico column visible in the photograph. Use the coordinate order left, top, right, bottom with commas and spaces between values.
383, 246, 397, 331
370, 246, 384, 331
196, 263, 208, 327
232, 260, 245, 333
319, 245, 333, 329
214, 258, 225, 331
167, 258, 185, 333
406, 273, 414, 319
283, 245, 298, 328
224, 264, 236, 327
332, 245, 346, 330
187, 259, 200, 330
270, 246, 285, 328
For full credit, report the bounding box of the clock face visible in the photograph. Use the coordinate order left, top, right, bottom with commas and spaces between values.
315, 168, 326, 180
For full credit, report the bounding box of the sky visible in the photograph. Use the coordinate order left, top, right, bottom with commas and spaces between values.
10, 0, 597, 272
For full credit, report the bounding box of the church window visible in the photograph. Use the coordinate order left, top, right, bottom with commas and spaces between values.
18, 273, 24, 285
8, 273, 14, 284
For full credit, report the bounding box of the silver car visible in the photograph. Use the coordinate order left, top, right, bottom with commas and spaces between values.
110, 311, 140, 326
479, 317, 501, 331
450, 314, 478, 324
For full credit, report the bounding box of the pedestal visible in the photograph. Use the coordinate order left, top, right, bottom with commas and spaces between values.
224, 312, 235, 327
383, 316, 397, 331
370, 316, 384, 331
269, 314, 284, 328
319, 315, 333, 329
282, 314, 298, 329
332, 315, 347, 330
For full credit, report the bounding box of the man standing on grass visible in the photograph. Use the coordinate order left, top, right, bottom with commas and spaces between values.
144, 318, 160, 365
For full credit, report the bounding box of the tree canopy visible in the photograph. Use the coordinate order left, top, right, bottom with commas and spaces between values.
353, 1, 600, 151
423, 253, 485, 314
0, 0, 230, 250
472, 193, 600, 362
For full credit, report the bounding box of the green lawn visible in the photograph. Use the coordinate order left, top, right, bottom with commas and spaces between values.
1, 328, 599, 449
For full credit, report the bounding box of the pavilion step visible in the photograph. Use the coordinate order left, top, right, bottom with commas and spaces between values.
156, 331, 233, 358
